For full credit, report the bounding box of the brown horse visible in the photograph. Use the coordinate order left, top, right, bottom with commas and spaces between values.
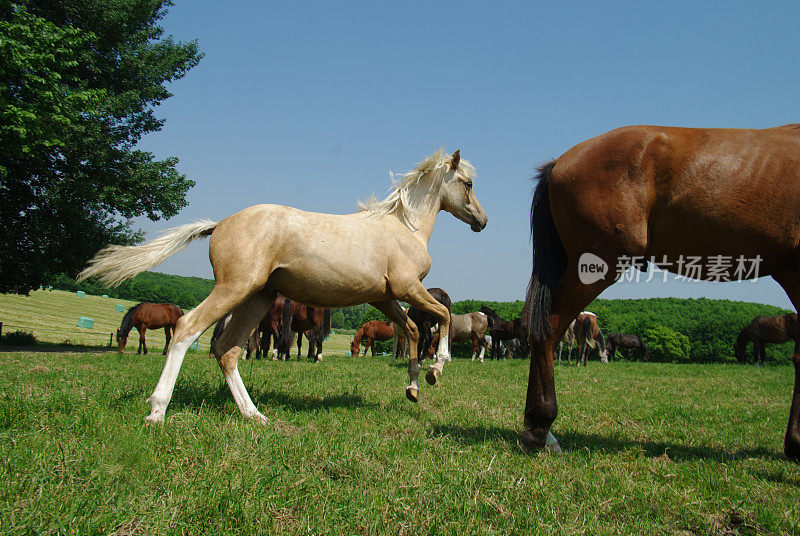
117, 302, 183, 355
735, 314, 800, 366
523, 123, 800, 462
606, 333, 649, 362
479, 305, 521, 360
278, 298, 331, 362
350, 320, 395, 357
573, 311, 608, 366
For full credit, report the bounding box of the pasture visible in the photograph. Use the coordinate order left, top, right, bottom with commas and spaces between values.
2, 290, 800, 534
2, 350, 800, 534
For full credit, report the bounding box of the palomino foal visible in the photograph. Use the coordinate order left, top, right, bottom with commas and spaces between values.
79, 149, 487, 424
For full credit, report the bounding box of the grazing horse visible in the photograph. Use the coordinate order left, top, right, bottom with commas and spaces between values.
408, 288, 452, 360
116, 303, 183, 355
556, 319, 576, 364
424, 312, 490, 360
453, 312, 491, 362
606, 333, 649, 362
278, 298, 331, 362
350, 319, 395, 357
573, 312, 608, 366
735, 314, 799, 366
479, 305, 520, 360
522, 123, 800, 461
80, 149, 486, 423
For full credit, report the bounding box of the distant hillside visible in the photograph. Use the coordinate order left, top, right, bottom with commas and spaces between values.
48, 272, 796, 363
50, 271, 215, 310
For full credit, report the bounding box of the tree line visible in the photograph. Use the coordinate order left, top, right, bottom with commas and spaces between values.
52, 272, 794, 363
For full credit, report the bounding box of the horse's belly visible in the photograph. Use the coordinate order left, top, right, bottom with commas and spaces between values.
266, 265, 391, 308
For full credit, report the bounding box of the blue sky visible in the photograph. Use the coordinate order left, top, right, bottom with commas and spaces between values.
136, 1, 800, 308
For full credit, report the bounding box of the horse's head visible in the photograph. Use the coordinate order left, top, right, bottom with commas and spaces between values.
350, 338, 360, 356
116, 329, 127, 353
440, 150, 487, 232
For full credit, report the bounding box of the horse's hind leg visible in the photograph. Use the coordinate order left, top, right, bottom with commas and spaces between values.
523, 269, 613, 455
145, 282, 263, 424
139, 328, 147, 355
764, 273, 800, 463
212, 289, 276, 423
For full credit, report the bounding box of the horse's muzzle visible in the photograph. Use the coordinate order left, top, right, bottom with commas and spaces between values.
471, 220, 486, 232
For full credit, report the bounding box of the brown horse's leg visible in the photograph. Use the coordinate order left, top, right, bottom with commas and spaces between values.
771, 273, 800, 463
523, 271, 612, 454
163, 326, 171, 356
296, 330, 302, 360
139, 327, 147, 355
371, 300, 421, 402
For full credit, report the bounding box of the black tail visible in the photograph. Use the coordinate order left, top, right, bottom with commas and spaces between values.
524, 161, 567, 345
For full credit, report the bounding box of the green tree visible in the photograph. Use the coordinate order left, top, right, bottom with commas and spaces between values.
0, 1, 202, 294
641, 324, 692, 363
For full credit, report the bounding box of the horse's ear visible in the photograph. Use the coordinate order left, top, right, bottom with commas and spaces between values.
450, 150, 461, 170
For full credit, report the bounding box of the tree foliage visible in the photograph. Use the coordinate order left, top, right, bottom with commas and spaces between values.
0, 1, 201, 294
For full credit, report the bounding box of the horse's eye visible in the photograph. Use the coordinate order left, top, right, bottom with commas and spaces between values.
465, 181, 472, 191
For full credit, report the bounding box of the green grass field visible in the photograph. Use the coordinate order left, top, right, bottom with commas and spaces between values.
2, 291, 800, 535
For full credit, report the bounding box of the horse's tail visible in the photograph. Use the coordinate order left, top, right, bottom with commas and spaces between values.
523, 161, 567, 345
77, 220, 218, 286
322, 309, 332, 339
583, 316, 597, 349
279, 299, 294, 355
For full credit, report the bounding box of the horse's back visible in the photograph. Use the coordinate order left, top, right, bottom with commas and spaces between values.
550, 125, 800, 274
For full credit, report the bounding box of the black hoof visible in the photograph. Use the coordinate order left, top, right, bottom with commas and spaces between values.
519, 429, 546, 454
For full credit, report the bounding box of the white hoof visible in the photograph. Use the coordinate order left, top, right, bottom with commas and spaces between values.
545, 432, 563, 456
245, 410, 270, 425
144, 412, 164, 424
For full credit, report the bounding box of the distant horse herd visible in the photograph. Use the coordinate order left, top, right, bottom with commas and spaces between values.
84, 125, 800, 463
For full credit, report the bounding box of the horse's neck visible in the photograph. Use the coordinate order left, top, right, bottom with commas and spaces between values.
396, 177, 442, 244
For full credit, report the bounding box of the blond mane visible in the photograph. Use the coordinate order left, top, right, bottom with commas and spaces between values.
358, 148, 476, 230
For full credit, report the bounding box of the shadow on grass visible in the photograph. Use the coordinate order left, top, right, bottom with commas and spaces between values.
429, 423, 787, 463
0, 343, 118, 353
165, 382, 379, 414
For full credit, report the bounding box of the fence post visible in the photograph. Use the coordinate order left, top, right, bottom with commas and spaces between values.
109, 333, 113, 347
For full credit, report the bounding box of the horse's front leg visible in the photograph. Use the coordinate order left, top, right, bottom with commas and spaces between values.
398, 282, 451, 386
371, 301, 421, 401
